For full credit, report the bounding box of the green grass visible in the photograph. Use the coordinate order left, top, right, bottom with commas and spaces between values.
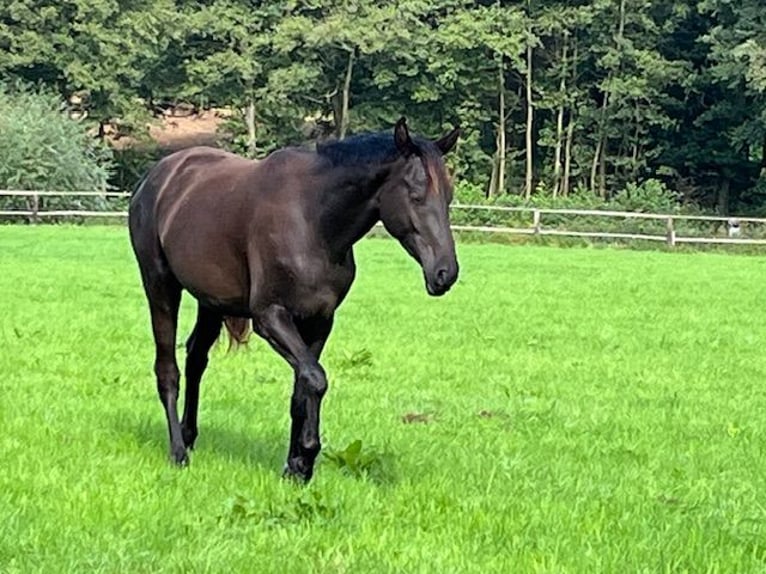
2, 226, 766, 573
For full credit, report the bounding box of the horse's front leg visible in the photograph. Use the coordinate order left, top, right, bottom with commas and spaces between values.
288, 315, 334, 476
253, 306, 330, 481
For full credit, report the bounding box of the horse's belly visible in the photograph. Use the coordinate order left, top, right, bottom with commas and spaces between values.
159, 215, 250, 311
175, 261, 250, 314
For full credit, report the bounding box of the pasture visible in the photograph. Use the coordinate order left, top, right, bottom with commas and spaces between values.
2, 226, 766, 572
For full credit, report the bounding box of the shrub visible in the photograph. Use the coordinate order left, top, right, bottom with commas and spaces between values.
0, 83, 114, 215
109, 143, 162, 194
447, 177, 754, 240
610, 179, 682, 213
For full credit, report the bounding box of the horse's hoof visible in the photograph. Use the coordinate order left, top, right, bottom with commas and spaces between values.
170, 448, 190, 467
181, 427, 197, 450
282, 460, 313, 483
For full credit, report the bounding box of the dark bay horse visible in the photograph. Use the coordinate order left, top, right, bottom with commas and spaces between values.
128, 118, 460, 481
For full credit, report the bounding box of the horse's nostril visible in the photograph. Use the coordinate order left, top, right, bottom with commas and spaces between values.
437, 268, 448, 286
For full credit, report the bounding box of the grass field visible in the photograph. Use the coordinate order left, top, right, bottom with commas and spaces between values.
2, 226, 766, 573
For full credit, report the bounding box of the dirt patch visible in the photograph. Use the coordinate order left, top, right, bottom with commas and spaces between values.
148, 108, 231, 151
401, 413, 434, 424
103, 107, 232, 151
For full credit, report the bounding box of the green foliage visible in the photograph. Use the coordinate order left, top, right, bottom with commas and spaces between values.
610, 179, 683, 213
322, 439, 396, 484
456, 178, 684, 213
108, 143, 162, 195
0, 84, 112, 211
2, 0, 766, 213
335, 348, 374, 372
454, 180, 487, 204
219, 490, 337, 527
450, 178, 736, 240
0, 0, 181, 129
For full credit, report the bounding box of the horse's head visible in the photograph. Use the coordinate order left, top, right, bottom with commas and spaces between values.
379, 118, 460, 296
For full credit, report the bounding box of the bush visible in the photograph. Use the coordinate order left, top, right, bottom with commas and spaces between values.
448, 178, 759, 240
109, 143, 163, 194
610, 179, 682, 213
0, 83, 114, 215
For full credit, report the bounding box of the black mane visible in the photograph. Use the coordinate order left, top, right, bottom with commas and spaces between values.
317, 131, 436, 168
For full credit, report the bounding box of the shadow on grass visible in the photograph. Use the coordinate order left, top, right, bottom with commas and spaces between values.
117, 414, 286, 470
114, 413, 400, 486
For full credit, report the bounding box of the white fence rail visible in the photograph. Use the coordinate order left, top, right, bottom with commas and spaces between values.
0, 190, 131, 222
2, 190, 766, 247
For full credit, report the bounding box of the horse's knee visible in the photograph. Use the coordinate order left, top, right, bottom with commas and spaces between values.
299, 364, 327, 398
154, 361, 179, 398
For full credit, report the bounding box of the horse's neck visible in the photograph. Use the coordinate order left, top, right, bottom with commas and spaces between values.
317, 164, 390, 258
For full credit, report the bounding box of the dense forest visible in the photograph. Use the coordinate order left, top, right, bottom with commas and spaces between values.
1, 0, 765, 214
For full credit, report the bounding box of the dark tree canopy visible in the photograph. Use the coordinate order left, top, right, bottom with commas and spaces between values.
2, 0, 765, 214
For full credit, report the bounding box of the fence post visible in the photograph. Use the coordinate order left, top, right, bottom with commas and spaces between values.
665, 216, 675, 248
533, 209, 541, 235
31, 193, 40, 224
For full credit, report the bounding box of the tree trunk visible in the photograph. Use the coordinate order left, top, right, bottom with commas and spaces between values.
631, 104, 640, 179
761, 133, 766, 176
562, 38, 578, 197
591, 0, 624, 197
553, 104, 564, 198
553, 35, 569, 198
245, 98, 257, 158
524, 37, 534, 199
618, 0, 626, 38
563, 117, 575, 197
718, 176, 730, 215
599, 136, 607, 198
488, 54, 507, 198
591, 87, 610, 197
590, 131, 602, 195
338, 49, 355, 140
606, 0, 625, 196
498, 55, 507, 197
488, 146, 499, 198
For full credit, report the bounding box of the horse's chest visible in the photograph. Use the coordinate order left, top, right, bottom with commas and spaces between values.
273, 256, 355, 317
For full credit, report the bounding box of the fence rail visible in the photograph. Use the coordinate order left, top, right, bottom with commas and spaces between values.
2, 190, 766, 247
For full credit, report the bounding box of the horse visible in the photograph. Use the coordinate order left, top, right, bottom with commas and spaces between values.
128, 117, 460, 481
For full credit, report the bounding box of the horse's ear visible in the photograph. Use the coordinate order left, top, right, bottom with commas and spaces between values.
394, 117, 414, 156
435, 125, 460, 155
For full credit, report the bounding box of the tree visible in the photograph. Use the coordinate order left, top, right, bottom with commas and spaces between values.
697, 0, 766, 212
181, 0, 288, 157
0, 0, 181, 135
437, 2, 527, 196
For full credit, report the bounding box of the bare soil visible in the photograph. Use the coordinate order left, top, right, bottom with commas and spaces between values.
147, 108, 230, 151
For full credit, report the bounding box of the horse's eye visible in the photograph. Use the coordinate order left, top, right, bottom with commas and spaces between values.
409, 189, 426, 205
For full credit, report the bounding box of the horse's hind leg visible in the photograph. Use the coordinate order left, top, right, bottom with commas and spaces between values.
181, 305, 222, 449
148, 282, 186, 464
141, 268, 186, 465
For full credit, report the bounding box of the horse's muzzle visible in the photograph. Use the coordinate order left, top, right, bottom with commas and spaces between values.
425, 262, 458, 296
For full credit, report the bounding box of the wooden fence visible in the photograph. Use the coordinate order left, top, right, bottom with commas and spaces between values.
3, 190, 766, 247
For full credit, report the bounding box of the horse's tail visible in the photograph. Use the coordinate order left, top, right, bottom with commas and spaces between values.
223, 316, 251, 351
